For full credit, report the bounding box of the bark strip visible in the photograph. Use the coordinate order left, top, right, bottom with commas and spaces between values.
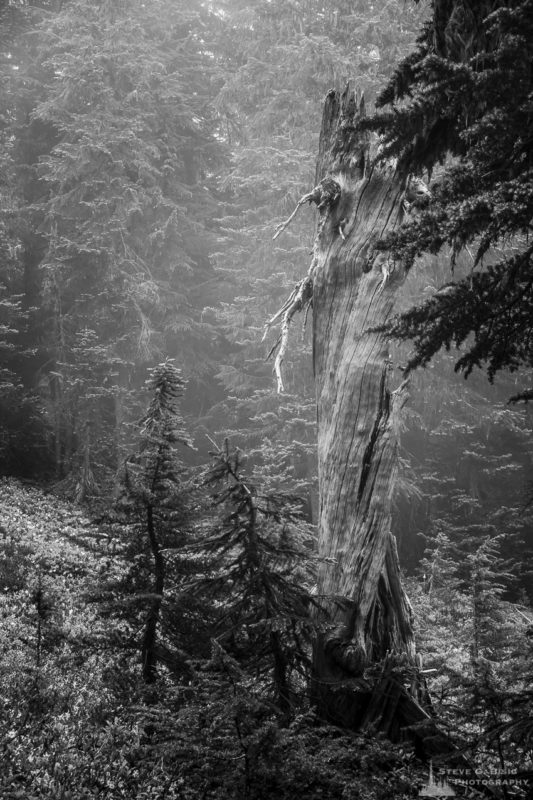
309, 85, 418, 736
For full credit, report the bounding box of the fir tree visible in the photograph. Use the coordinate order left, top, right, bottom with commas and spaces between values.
393, 336, 533, 600
197, 441, 317, 715
366, 0, 533, 388
0, 4, 52, 476
207, 0, 425, 514
410, 512, 533, 770
118, 360, 192, 684
1, 0, 227, 486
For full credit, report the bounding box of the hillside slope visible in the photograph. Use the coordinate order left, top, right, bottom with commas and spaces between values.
0, 479, 146, 799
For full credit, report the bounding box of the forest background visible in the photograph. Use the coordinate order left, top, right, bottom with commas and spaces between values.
0, 1, 532, 798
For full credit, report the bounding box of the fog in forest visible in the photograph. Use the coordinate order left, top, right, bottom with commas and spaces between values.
0, 1, 532, 798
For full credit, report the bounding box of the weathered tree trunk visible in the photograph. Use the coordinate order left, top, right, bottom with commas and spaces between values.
310, 87, 419, 733
269, 87, 497, 772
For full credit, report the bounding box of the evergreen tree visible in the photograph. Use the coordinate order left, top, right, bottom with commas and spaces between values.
467, 535, 515, 664
197, 441, 317, 714
410, 526, 533, 772
389, 268, 533, 598
366, 0, 533, 388
207, 0, 425, 515
117, 360, 192, 684
0, 2, 53, 475
1, 0, 227, 487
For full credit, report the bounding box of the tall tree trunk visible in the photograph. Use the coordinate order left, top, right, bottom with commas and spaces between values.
112, 363, 130, 470
142, 503, 164, 684
310, 87, 419, 734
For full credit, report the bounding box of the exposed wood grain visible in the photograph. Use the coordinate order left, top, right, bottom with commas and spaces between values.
311, 86, 418, 732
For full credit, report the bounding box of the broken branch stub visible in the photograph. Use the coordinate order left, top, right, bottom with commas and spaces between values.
272, 177, 341, 241
267, 176, 342, 393
263, 275, 313, 393
266, 86, 370, 395
283, 85, 426, 740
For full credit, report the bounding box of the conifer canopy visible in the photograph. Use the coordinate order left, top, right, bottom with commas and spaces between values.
367, 0, 533, 390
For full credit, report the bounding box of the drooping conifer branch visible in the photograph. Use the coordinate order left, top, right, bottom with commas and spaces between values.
364, 2, 533, 387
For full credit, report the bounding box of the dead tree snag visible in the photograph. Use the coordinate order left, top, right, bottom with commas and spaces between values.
268, 86, 433, 739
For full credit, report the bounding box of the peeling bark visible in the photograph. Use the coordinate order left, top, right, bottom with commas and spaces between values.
265, 85, 437, 739
266, 87, 499, 774
308, 86, 419, 735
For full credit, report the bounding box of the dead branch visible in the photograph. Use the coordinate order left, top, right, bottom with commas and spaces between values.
267, 176, 343, 391
263, 274, 313, 393
272, 177, 341, 241
273, 190, 318, 240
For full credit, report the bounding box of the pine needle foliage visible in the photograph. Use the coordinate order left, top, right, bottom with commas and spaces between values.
1, 0, 228, 483
133, 360, 194, 497
205, 0, 425, 508
117, 360, 193, 684
410, 525, 533, 772
197, 442, 318, 714
365, 0, 533, 385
